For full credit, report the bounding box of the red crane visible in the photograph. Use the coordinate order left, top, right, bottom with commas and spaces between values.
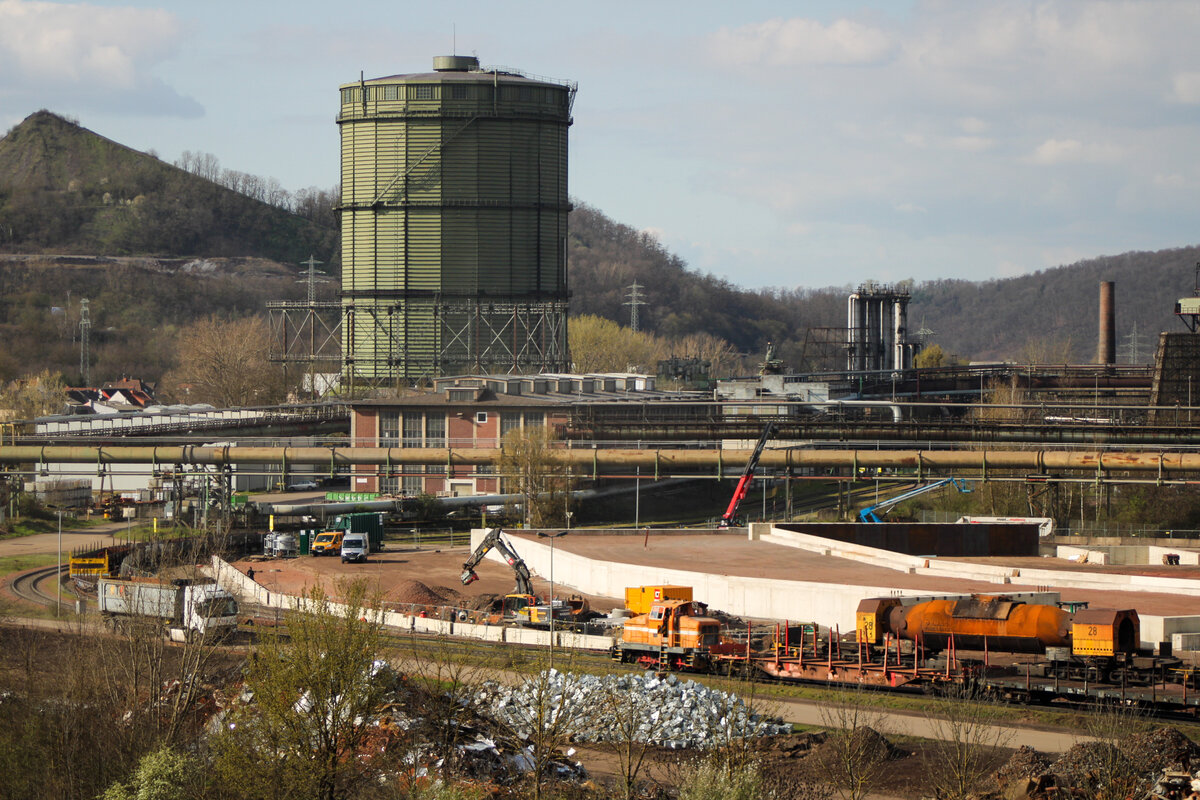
718, 421, 776, 528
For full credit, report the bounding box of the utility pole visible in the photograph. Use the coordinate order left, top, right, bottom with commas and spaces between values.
624, 281, 646, 332
79, 298, 91, 385
1120, 321, 1145, 365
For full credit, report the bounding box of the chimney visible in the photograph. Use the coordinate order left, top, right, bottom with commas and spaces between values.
1098, 281, 1115, 365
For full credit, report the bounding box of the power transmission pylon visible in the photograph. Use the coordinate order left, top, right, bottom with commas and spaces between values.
624, 281, 646, 332
79, 298, 91, 385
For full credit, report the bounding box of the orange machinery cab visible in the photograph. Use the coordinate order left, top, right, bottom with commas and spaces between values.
1071, 608, 1139, 657
617, 599, 721, 669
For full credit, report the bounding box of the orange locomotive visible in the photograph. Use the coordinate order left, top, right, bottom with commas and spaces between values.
613, 599, 724, 670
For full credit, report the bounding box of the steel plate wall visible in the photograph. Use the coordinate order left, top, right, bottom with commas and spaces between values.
776, 522, 1040, 557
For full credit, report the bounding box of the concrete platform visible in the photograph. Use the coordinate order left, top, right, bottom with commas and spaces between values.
488, 528, 1200, 648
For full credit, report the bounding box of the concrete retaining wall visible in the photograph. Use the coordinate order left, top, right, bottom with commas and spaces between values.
209, 555, 613, 652
469, 530, 1056, 634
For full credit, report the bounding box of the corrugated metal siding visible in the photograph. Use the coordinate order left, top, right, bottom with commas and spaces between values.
338, 71, 570, 378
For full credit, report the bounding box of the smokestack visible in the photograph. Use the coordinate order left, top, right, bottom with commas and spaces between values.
1098, 281, 1115, 365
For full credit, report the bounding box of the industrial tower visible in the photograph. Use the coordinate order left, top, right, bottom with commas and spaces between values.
338, 55, 575, 384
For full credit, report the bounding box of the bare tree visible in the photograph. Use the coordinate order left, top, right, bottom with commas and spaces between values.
163, 315, 290, 407
399, 633, 497, 782
812, 689, 892, 800
500, 427, 570, 528
919, 685, 1013, 800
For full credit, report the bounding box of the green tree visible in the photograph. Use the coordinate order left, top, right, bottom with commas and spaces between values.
100, 746, 204, 800
568, 314, 665, 373
914, 343, 946, 368
212, 582, 394, 800
0, 369, 66, 421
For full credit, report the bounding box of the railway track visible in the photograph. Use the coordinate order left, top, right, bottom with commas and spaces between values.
8, 564, 76, 615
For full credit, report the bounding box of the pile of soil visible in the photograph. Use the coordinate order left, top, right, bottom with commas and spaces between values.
389, 579, 456, 606
1121, 726, 1200, 773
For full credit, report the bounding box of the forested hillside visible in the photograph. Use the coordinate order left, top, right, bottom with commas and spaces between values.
0, 111, 338, 263
569, 203, 1199, 367
912, 249, 1198, 364
0, 110, 1195, 389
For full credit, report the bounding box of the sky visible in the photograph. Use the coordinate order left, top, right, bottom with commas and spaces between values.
2, 0, 1200, 291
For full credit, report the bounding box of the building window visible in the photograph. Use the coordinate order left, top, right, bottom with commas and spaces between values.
402, 412, 422, 447
382, 85, 399, 101
402, 465, 422, 494
450, 84, 467, 100
523, 412, 544, 428
413, 84, 433, 100
425, 415, 446, 447
379, 473, 400, 495
341, 87, 361, 104
379, 411, 400, 446
475, 411, 488, 424
500, 412, 522, 439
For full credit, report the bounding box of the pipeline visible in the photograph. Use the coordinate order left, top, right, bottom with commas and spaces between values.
5, 445, 1200, 474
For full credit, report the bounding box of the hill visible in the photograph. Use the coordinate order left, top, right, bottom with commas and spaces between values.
0, 111, 1195, 387
0, 111, 338, 263
567, 204, 1200, 367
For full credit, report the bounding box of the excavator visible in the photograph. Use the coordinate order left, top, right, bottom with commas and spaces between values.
460, 528, 586, 627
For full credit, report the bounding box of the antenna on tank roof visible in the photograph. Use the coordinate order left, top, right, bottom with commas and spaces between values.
453, 24, 456, 55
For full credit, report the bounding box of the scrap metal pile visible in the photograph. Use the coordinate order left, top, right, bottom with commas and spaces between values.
472, 669, 791, 749
993, 727, 1200, 800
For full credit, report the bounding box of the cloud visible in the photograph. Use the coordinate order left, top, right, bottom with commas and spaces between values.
894, 202, 926, 214
1029, 138, 1122, 165
709, 17, 894, 66
1170, 72, 1200, 104
0, 0, 200, 116
950, 136, 994, 152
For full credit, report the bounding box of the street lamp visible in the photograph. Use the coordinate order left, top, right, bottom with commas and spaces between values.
56, 508, 61, 617
536, 530, 570, 669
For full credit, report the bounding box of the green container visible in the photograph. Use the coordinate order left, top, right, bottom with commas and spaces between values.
299, 530, 311, 556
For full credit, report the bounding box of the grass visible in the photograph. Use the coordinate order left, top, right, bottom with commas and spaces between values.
2, 514, 102, 538
391, 631, 1200, 744
0, 553, 62, 573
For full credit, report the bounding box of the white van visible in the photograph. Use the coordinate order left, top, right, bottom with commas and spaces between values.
340, 533, 369, 563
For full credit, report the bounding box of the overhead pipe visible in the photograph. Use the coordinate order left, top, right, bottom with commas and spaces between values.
5, 444, 1200, 474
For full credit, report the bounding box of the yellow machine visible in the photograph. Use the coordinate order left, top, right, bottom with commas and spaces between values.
624, 585, 692, 616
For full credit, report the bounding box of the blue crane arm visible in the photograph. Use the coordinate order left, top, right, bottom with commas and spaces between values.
857, 477, 971, 523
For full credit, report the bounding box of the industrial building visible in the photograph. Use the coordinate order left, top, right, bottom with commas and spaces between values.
348, 372, 669, 496
337, 55, 575, 385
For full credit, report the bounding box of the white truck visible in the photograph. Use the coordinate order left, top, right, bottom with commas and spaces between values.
97, 576, 239, 642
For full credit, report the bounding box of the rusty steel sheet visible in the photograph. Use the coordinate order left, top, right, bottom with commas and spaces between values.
776, 522, 1039, 558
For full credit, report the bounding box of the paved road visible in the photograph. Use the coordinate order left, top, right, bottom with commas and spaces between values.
774, 696, 1089, 753
0, 522, 130, 558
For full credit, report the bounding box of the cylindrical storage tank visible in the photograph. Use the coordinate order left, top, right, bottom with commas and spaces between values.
884, 596, 1070, 653
338, 55, 575, 380
1098, 281, 1116, 365
275, 533, 298, 558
